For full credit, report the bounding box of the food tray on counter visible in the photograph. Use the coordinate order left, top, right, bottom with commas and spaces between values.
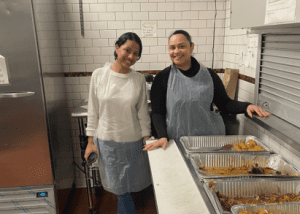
189, 153, 300, 180
203, 178, 300, 214
231, 202, 300, 214
180, 135, 272, 156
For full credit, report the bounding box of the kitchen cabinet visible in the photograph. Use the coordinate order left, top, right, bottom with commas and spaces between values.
231, 0, 300, 29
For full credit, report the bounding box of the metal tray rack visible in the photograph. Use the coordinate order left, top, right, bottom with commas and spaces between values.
189, 153, 300, 180
231, 202, 300, 214
180, 135, 272, 157
203, 178, 300, 214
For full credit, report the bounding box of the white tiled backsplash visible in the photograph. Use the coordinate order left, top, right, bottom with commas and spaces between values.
57, 0, 226, 74
57, 0, 300, 187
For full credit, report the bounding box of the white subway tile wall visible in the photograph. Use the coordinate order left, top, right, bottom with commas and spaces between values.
58, 0, 226, 75
59, 0, 228, 186
58, 0, 299, 187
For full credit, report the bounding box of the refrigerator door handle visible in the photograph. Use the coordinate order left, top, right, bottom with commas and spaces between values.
0, 91, 35, 98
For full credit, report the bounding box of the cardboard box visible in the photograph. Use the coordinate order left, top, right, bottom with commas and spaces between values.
222, 68, 239, 100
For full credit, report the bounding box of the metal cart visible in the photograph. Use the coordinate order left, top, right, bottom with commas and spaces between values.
71, 99, 101, 214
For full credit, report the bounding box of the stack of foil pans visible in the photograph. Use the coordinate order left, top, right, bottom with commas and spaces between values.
179, 135, 300, 214
180, 135, 272, 157
189, 153, 300, 180
203, 178, 300, 214
231, 202, 300, 214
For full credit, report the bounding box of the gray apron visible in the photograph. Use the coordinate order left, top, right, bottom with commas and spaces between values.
166, 63, 225, 143
94, 138, 152, 195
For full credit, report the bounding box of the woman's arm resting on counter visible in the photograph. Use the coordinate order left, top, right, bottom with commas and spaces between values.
143, 137, 168, 151
208, 68, 251, 114
247, 104, 270, 118
208, 69, 270, 119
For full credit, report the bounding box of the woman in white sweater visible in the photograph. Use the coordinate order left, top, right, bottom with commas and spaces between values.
84, 32, 151, 214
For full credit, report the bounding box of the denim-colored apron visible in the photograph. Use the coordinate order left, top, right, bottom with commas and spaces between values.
166, 63, 225, 144
94, 138, 152, 195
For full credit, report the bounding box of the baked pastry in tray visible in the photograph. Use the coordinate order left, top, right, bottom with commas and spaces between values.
204, 178, 300, 214
190, 153, 300, 180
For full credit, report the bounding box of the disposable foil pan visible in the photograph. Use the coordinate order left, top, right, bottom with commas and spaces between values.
203, 178, 300, 214
180, 135, 272, 157
189, 153, 300, 180
231, 202, 300, 214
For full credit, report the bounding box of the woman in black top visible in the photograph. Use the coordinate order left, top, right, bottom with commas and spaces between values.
144, 30, 270, 151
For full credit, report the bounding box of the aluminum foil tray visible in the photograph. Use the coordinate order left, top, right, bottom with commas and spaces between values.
231, 202, 300, 214
189, 153, 300, 180
203, 178, 300, 214
180, 135, 272, 156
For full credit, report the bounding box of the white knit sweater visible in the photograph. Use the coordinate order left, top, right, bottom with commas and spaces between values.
86, 63, 151, 142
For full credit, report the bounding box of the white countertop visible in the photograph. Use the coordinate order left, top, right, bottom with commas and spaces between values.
146, 139, 211, 214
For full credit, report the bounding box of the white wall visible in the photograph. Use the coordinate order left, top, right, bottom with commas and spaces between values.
60, 0, 300, 187
57, 0, 226, 73
58, 0, 227, 187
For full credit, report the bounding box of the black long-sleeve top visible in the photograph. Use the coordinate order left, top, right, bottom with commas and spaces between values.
150, 57, 251, 139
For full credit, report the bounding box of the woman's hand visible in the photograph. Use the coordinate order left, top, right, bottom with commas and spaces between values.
143, 137, 168, 151
84, 136, 99, 161
247, 104, 270, 118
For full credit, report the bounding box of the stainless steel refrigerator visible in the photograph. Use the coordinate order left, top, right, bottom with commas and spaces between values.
0, 1, 74, 213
